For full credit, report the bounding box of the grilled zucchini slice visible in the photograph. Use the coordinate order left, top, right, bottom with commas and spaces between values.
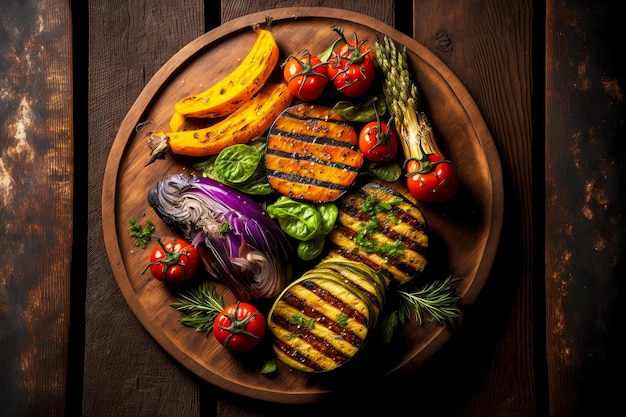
268, 273, 375, 373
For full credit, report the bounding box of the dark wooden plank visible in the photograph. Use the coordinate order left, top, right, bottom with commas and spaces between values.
221, 0, 395, 27
545, 1, 625, 416
0, 1, 73, 416
404, 0, 537, 416
85, 1, 207, 416
210, 1, 530, 416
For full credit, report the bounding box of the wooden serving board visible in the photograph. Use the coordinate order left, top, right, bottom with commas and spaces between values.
102, 7, 503, 404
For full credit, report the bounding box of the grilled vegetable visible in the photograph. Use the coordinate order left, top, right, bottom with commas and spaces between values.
268, 261, 383, 373
147, 83, 292, 163
265, 103, 364, 203
314, 258, 386, 323
147, 173, 294, 300
375, 35, 458, 202
173, 28, 279, 119
325, 179, 428, 287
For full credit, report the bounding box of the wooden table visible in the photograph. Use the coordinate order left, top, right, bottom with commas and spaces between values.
1, 1, 623, 416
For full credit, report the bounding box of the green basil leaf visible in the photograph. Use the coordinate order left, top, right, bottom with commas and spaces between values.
366, 161, 403, 182
297, 235, 326, 261
266, 197, 322, 241
214, 144, 261, 184
332, 95, 387, 122
316, 203, 338, 235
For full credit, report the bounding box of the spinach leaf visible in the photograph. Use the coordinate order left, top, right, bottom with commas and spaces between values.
266, 196, 322, 241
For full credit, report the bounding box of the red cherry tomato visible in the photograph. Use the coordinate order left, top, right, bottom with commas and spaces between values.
282, 50, 329, 102
142, 237, 200, 284
405, 155, 458, 203
213, 301, 266, 352
327, 32, 376, 97
359, 119, 399, 162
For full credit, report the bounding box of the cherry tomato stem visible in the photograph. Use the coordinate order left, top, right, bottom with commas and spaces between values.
327, 29, 376, 97
142, 236, 199, 284
213, 301, 266, 352
282, 50, 329, 102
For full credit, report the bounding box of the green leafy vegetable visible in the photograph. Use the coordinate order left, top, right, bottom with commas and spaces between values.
296, 234, 326, 261
267, 196, 326, 241
129, 218, 155, 249
363, 160, 403, 182
332, 94, 387, 122
194, 137, 272, 195
261, 358, 278, 375
214, 143, 262, 184
267, 197, 338, 261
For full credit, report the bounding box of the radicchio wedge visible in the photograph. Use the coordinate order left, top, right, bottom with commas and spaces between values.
147, 173, 293, 300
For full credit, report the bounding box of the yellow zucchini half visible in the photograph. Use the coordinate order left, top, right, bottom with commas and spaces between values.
147, 83, 292, 162
173, 29, 280, 119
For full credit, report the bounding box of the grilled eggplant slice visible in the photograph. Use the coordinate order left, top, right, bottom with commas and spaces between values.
325, 180, 429, 286
265, 104, 364, 204
268, 272, 376, 373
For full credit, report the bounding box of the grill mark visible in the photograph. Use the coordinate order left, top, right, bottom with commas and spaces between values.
267, 171, 349, 190
329, 247, 401, 285
273, 339, 326, 372
299, 280, 368, 323
271, 306, 363, 348
317, 269, 381, 310
333, 226, 424, 277
267, 127, 358, 151
336, 204, 428, 256
279, 108, 354, 129
265, 149, 361, 172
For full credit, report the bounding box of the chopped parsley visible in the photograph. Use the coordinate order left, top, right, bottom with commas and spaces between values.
290, 313, 316, 329
355, 195, 404, 258
129, 218, 156, 249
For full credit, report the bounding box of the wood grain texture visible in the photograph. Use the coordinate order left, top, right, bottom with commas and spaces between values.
221, 0, 395, 28
85, 1, 208, 416
545, 1, 625, 416
0, 1, 73, 416
101, 7, 501, 404
408, 1, 537, 416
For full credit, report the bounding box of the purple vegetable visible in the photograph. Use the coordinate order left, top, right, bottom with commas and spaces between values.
147, 173, 293, 300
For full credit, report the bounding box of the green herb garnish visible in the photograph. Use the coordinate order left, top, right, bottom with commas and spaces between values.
170, 282, 225, 332
381, 276, 462, 343
129, 218, 155, 249
355, 195, 403, 258
290, 313, 316, 329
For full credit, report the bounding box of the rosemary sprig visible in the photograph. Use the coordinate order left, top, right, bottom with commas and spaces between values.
396, 275, 462, 326
170, 282, 225, 331
381, 275, 462, 343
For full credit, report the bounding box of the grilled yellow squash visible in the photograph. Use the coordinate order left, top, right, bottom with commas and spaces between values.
268, 265, 382, 373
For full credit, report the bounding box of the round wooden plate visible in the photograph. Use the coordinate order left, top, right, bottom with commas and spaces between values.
102, 7, 503, 404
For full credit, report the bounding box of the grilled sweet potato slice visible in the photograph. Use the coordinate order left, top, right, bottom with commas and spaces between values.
265, 104, 364, 203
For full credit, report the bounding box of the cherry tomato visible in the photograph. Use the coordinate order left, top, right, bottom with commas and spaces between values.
142, 236, 200, 284
327, 32, 376, 97
213, 301, 266, 352
359, 119, 399, 162
405, 155, 458, 203
282, 50, 329, 102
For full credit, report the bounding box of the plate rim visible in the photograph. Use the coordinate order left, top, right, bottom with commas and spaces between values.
101, 6, 504, 404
